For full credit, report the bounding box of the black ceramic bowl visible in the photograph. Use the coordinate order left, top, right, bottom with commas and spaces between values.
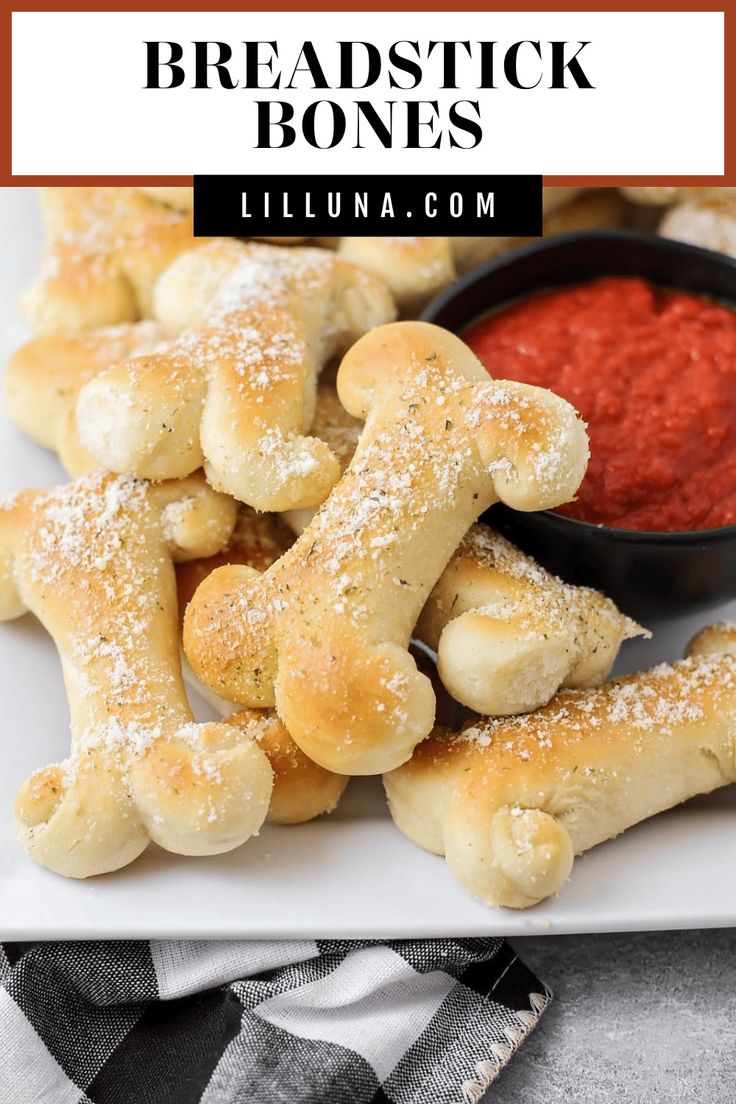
422, 230, 736, 622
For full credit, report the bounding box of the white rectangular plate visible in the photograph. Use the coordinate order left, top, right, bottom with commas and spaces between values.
1, 188, 735, 940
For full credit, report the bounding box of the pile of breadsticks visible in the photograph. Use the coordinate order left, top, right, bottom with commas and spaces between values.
2, 186, 735, 911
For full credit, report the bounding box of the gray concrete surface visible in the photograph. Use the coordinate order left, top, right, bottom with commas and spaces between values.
489, 930, 736, 1103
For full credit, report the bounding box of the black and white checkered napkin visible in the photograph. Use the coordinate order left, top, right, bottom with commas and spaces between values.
0, 937, 548, 1103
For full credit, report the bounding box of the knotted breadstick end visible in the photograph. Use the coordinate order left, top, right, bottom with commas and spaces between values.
417, 525, 644, 716
385, 633, 736, 908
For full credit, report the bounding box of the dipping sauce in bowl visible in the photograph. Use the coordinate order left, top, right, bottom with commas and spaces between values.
464, 276, 736, 533
423, 231, 736, 618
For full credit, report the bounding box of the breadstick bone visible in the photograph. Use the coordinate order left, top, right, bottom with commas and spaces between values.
444, 786, 576, 910
184, 321, 588, 775
385, 633, 736, 908
0, 472, 273, 878
417, 525, 644, 716
282, 393, 639, 716
21, 187, 206, 335
75, 240, 395, 511
4, 321, 171, 477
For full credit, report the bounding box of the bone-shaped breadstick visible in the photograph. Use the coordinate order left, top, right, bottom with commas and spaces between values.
184, 321, 588, 774
22, 188, 209, 335
75, 239, 395, 511
384, 627, 736, 909
0, 470, 274, 878
5, 321, 170, 476
182, 656, 349, 823
284, 388, 637, 715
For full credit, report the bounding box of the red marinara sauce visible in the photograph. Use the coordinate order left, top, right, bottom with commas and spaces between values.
464, 276, 736, 532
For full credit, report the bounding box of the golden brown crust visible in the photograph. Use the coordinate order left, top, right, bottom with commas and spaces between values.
5, 321, 170, 475
385, 642, 736, 909
75, 239, 396, 510
22, 188, 210, 334
541, 187, 633, 236
0, 470, 276, 878
540, 187, 584, 215
686, 621, 736, 658
287, 388, 625, 716
176, 506, 349, 822
21, 185, 600, 340
184, 321, 588, 776
303, 383, 363, 472
227, 710, 348, 823
417, 524, 644, 715
176, 505, 295, 613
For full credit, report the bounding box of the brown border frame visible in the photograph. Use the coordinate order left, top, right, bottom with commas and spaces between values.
2, 0, 733, 186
